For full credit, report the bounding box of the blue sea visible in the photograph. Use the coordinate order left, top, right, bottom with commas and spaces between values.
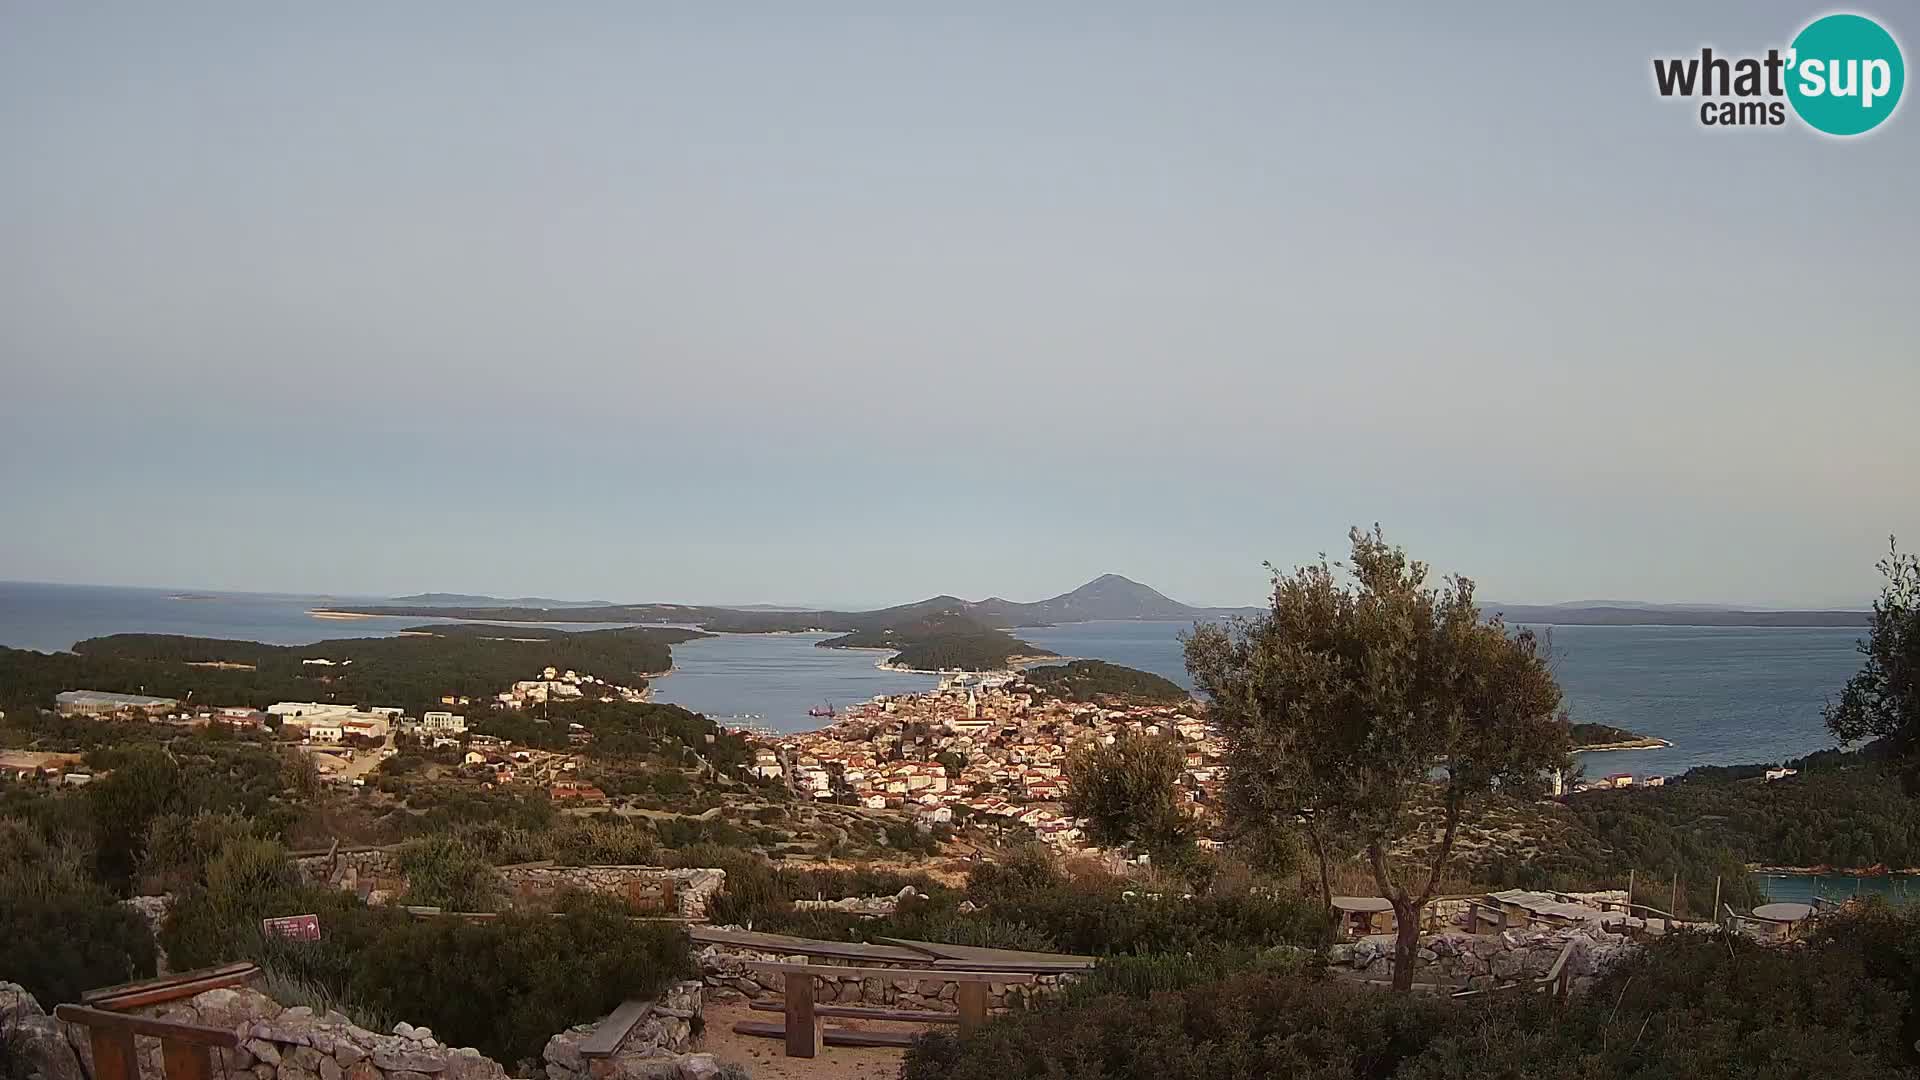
0, 583, 1868, 773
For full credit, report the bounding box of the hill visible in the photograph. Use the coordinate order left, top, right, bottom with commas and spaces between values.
324, 574, 1252, 632
1021, 660, 1190, 703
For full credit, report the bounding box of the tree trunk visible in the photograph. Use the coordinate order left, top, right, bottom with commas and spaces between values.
1391, 899, 1423, 991
1304, 819, 1334, 915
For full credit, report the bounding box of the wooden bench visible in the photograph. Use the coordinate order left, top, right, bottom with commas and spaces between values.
738, 963, 1036, 1058
575, 999, 654, 1060
56, 1005, 240, 1080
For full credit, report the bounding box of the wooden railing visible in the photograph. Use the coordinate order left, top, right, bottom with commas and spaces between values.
54, 1005, 239, 1080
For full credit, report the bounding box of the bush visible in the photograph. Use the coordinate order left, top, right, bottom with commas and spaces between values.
340, 897, 691, 1063
903, 909, 1920, 1080
396, 836, 501, 911
0, 818, 156, 1004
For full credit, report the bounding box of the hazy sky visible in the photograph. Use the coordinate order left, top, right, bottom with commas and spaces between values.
3, 3, 1914, 609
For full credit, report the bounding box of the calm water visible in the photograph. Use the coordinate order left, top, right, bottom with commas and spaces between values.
1753, 872, 1920, 906
648, 633, 939, 727
0, 585, 1869, 765
1020, 619, 1865, 778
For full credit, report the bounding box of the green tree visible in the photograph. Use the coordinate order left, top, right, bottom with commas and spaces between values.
1826, 537, 1920, 763
1186, 526, 1569, 990
1063, 730, 1194, 859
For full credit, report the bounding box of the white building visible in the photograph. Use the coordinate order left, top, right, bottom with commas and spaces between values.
306, 723, 344, 744
422, 711, 467, 734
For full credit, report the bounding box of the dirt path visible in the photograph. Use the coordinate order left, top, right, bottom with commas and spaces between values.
695, 999, 929, 1080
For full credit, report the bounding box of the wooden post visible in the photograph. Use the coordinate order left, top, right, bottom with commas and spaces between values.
1713, 877, 1722, 926
1671, 876, 1680, 921
1627, 869, 1635, 910
162, 1038, 215, 1080
86, 1026, 138, 1080
782, 971, 819, 1059
956, 981, 988, 1035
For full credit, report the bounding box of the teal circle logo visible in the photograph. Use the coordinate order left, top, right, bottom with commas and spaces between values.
1786, 13, 1905, 136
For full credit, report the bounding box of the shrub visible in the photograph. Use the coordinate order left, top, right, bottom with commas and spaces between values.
396, 836, 501, 911
904, 910, 1920, 1080
341, 897, 691, 1063
0, 818, 156, 1004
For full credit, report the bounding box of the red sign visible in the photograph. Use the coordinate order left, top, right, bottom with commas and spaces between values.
261, 914, 321, 942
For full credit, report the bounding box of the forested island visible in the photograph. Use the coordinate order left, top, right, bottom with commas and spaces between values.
1023, 659, 1189, 703
1569, 721, 1670, 751
817, 611, 1054, 672
0, 624, 707, 719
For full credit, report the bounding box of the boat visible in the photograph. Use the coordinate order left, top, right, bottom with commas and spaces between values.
807, 702, 836, 718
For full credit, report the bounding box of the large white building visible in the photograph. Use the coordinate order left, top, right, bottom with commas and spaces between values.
268, 702, 402, 722
422, 711, 467, 734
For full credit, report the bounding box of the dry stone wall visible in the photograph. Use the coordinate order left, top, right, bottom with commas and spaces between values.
496, 866, 724, 922
289, 849, 724, 922
1326, 926, 1636, 994
695, 930, 1070, 1013
0, 983, 506, 1080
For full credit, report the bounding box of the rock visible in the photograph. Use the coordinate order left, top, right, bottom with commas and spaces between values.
281, 1065, 321, 1080
221, 1043, 257, 1073
345, 1060, 382, 1080
412, 1027, 434, 1043
374, 1051, 448, 1073
254, 1065, 277, 1080
675, 1054, 722, 1080
1490, 950, 1526, 979
390, 1071, 436, 1080
246, 1039, 284, 1066
5, 1014, 88, 1080
251, 1022, 311, 1046
394, 1022, 418, 1038
1470, 937, 1501, 959
334, 1042, 366, 1069
321, 1056, 344, 1080
283, 1007, 316, 1022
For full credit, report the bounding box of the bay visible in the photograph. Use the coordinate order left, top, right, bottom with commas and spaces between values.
0, 584, 1871, 771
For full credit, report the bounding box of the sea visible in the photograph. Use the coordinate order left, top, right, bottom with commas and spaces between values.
0, 583, 1864, 773
0, 581, 1881, 898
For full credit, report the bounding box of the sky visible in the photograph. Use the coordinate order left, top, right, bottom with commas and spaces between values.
2, 2, 1915, 610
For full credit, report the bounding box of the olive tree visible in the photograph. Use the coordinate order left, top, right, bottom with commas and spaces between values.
1064, 729, 1193, 859
1186, 526, 1568, 990
1825, 537, 1919, 762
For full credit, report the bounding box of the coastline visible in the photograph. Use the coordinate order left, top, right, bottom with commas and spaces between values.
874, 653, 1077, 676
1570, 737, 1673, 753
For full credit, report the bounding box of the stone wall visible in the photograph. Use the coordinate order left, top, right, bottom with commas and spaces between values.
0, 983, 506, 1080
289, 849, 724, 922
694, 931, 1071, 1014
291, 847, 406, 904
1326, 926, 1635, 995
542, 983, 717, 1080
496, 866, 725, 923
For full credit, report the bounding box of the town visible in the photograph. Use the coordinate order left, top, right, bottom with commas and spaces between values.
746, 672, 1223, 849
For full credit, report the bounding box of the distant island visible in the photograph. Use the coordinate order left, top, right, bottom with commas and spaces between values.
306, 576, 1872, 680
1570, 721, 1671, 752
319, 576, 1870, 633
816, 611, 1055, 672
